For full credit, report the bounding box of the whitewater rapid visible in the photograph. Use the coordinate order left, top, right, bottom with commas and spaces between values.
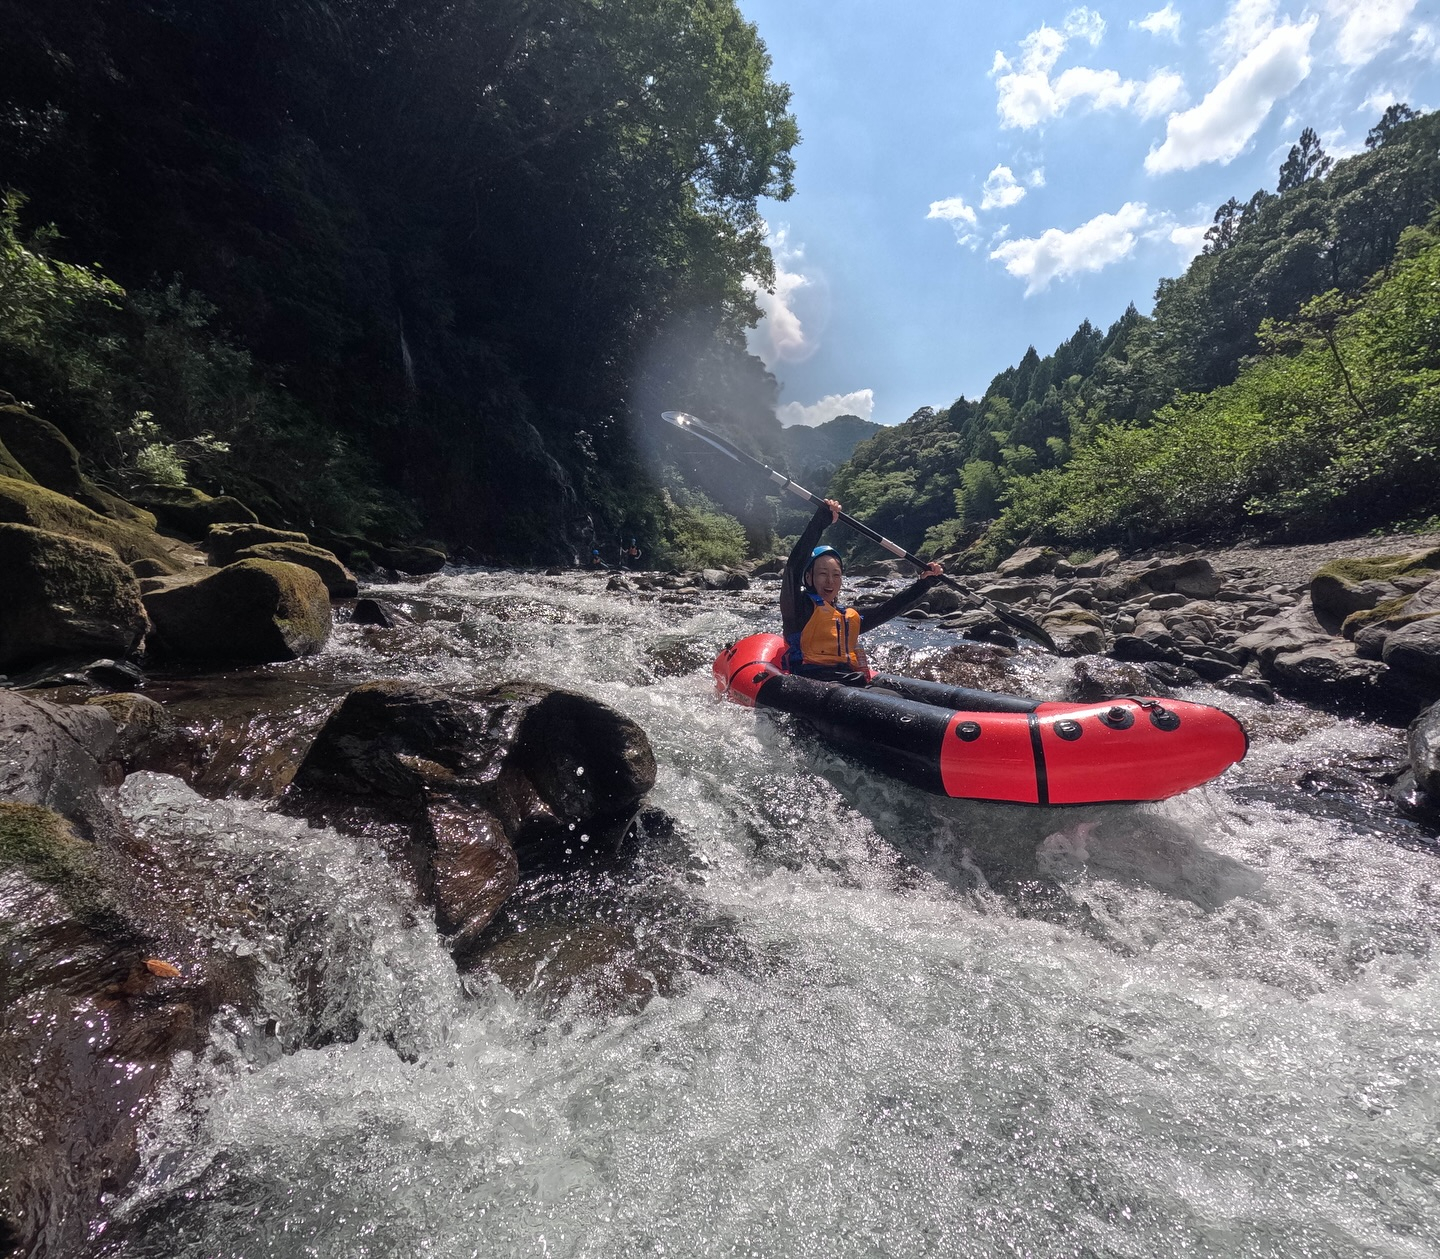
100, 568, 1440, 1258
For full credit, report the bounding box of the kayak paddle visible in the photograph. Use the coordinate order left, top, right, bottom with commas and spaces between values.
659, 410, 1058, 652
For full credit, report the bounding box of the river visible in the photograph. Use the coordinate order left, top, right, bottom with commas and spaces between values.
97, 567, 1440, 1258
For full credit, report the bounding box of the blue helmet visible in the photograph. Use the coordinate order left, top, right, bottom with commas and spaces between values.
803, 544, 843, 584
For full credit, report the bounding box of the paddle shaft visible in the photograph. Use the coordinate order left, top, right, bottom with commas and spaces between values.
660, 409, 1061, 652
660, 411, 926, 571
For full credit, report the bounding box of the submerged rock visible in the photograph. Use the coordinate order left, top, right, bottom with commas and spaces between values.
143, 559, 332, 663
0, 523, 149, 671
0, 690, 119, 835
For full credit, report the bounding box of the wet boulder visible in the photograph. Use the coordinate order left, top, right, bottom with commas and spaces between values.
375, 543, 447, 575
1041, 605, 1105, 656
1409, 702, 1440, 800
699, 568, 750, 591
1234, 597, 1332, 667
290, 680, 657, 956
83, 693, 175, 767
231, 540, 358, 598
143, 559, 332, 663
0, 690, 119, 832
204, 521, 309, 566
0, 523, 150, 671
0, 475, 179, 571
1381, 617, 1440, 682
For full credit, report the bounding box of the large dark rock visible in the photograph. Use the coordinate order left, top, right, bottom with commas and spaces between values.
204, 521, 309, 566
997, 546, 1060, 578
143, 559, 332, 663
130, 485, 258, 537
1409, 703, 1440, 800
1041, 605, 1105, 656
290, 680, 657, 956
232, 540, 358, 598
0, 475, 179, 571
1382, 617, 1440, 681
0, 690, 119, 833
375, 543, 448, 575
1311, 550, 1440, 629
1141, 557, 1222, 599
0, 523, 149, 671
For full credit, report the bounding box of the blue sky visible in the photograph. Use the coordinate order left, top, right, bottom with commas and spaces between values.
733, 0, 1440, 426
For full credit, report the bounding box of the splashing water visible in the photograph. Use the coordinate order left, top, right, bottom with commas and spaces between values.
101, 569, 1440, 1258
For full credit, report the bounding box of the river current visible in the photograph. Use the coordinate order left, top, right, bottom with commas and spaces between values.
100, 568, 1439, 1258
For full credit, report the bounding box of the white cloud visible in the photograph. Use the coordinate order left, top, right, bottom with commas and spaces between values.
1411, 24, 1440, 60
1215, 0, 1278, 68
1169, 222, 1210, 260
1027, 168, 1047, 188
745, 225, 815, 370
777, 389, 875, 428
1136, 69, 1188, 118
1362, 85, 1402, 113
981, 166, 1028, 210
993, 17, 1185, 127
1145, 18, 1317, 173
1136, 4, 1182, 39
927, 195, 980, 247
1329, 0, 1418, 67
989, 202, 1150, 295
1064, 7, 1107, 44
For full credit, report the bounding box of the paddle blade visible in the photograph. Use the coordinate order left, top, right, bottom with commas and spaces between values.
660, 410, 701, 429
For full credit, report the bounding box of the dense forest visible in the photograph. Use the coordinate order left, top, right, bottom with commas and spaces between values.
831, 106, 1440, 568
0, 0, 799, 563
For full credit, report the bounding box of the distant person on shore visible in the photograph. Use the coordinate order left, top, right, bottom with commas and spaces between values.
623, 538, 642, 568
780, 499, 943, 685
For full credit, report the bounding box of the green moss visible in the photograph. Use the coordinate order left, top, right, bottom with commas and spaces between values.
0, 435, 36, 483
0, 474, 179, 571
0, 802, 125, 931
1342, 598, 1440, 637
1313, 548, 1440, 587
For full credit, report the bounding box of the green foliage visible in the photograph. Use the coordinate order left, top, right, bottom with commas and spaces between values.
659, 487, 748, 569
989, 222, 1440, 546
827, 105, 1440, 560
0, 0, 800, 560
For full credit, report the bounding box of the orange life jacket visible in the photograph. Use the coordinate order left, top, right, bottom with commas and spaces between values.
786, 593, 863, 670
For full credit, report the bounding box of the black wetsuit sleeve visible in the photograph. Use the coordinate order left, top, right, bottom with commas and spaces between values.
780, 504, 833, 637
858, 575, 941, 633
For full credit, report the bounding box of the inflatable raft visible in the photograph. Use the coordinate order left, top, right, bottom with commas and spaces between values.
713, 634, 1248, 805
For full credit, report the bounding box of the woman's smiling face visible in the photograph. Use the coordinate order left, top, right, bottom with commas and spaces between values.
810, 554, 844, 603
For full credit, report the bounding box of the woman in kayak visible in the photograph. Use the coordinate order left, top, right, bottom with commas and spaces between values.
781, 499, 944, 685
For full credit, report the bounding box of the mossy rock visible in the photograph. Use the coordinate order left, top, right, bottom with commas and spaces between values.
1341, 596, 1438, 638
0, 405, 155, 529
0, 802, 126, 931
1312, 549, 1440, 625
0, 523, 150, 671
0, 475, 179, 572
143, 558, 332, 663
232, 541, 357, 597
205, 521, 309, 566
131, 485, 258, 538
375, 543, 447, 575
0, 434, 36, 483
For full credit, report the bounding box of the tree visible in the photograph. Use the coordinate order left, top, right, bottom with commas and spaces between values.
1367, 103, 1419, 149
1204, 198, 1243, 253
1277, 127, 1332, 192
